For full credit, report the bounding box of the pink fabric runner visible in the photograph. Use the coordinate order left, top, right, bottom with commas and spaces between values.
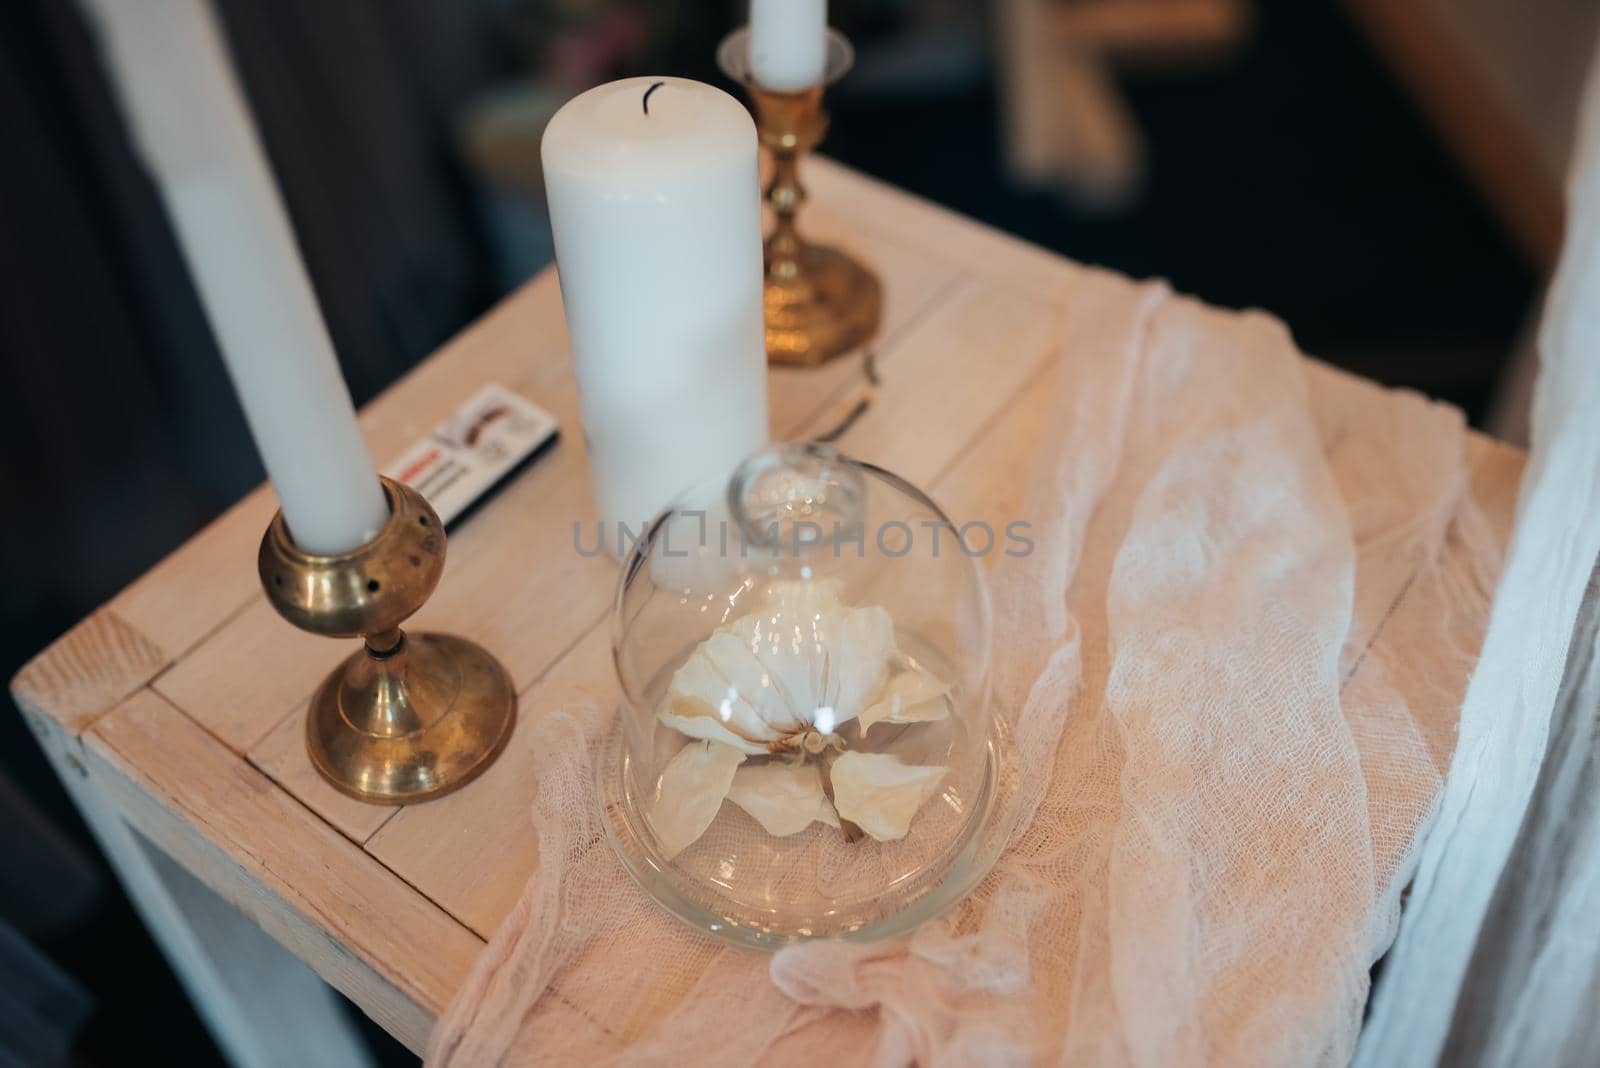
429, 267, 1497, 1066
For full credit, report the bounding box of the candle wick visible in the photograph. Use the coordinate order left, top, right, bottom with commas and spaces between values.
642, 81, 665, 116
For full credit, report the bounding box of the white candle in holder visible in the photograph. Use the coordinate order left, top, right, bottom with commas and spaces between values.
84, 0, 389, 555
750, 0, 828, 91
542, 77, 768, 531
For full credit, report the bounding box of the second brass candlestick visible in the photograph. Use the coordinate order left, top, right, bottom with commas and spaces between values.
720, 28, 883, 366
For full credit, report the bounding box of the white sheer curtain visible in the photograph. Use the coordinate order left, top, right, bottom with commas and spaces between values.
1356, 28, 1600, 1068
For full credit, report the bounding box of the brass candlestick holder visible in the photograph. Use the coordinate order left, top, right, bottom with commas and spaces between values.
259, 476, 516, 804
719, 27, 882, 366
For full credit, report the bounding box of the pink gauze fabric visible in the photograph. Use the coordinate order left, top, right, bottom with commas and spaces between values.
427, 266, 1501, 1067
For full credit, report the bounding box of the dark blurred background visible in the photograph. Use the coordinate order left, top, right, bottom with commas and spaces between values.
0, 0, 1578, 1062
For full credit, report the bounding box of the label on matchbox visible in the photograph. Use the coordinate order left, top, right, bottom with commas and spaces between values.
383, 383, 558, 528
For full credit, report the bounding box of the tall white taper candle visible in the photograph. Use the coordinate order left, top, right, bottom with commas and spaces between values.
542, 78, 768, 531
750, 0, 828, 91
83, 0, 389, 555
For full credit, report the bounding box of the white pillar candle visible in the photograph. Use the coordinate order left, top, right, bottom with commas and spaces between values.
542, 78, 768, 530
83, 0, 389, 555
750, 0, 829, 91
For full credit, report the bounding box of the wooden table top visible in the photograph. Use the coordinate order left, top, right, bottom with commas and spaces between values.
11, 159, 1524, 1056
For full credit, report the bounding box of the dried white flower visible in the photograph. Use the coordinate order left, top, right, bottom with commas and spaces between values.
647, 580, 951, 856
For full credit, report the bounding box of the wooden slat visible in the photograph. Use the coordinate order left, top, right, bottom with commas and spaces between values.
1347, 435, 1525, 775
808, 157, 1078, 304
248, 703, 395, 845
108, 488, 276, 667
83, 690, 484, 1056
365, 627, 611, 938
153, 597, 342, 753
803, 279, 1063, 486
1465, 434, 1525, 547
763, 198, 973, 439
11, 609, 169, 733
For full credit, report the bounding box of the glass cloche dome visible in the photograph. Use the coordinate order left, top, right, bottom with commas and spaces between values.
601, 442, 1015, 948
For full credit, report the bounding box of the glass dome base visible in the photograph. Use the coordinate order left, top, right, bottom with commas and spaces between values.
598, 709, 1017, 951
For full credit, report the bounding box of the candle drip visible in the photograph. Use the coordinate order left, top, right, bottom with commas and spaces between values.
642, 81, 665, 115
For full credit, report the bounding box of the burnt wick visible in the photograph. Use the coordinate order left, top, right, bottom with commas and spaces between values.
642, 81, 665, 116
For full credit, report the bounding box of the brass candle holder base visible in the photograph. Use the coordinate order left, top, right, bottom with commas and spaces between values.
259, 476, 515, 804
764, 244, 883, 367
720, 27, 882, 367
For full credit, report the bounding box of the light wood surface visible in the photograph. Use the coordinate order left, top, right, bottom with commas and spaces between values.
10, 158, 1524, 1057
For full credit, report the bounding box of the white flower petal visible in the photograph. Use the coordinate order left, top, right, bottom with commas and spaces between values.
728, 762, 840, 836
828, 606, 895, 727
829, 752, 946, 842
702, 631, 808, 735
667, 639, 790, 741
647, 740, 745, 859
730, 583, 894, 732
858, 666, 952, 734
730, 583, 836, 731
657, 708, 769, 755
